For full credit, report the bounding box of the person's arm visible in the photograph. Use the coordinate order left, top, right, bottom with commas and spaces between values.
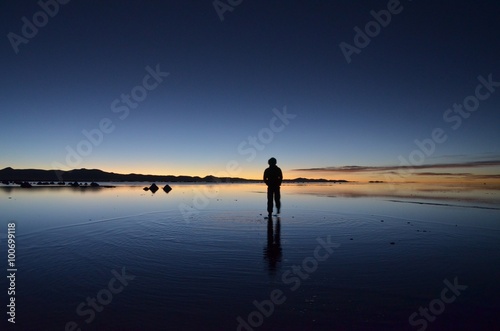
278, 168, 283, 186
263, 169, 269, 185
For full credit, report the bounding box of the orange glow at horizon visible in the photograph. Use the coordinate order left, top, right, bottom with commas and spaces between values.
13, 161, 499, 185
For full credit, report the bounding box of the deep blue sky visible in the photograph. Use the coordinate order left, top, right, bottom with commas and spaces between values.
1, 1, 499, 181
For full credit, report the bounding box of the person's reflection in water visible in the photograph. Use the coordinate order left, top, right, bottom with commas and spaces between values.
263, 217, 282, 274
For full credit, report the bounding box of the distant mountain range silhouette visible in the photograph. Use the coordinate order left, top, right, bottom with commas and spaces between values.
0, 167, 347, 184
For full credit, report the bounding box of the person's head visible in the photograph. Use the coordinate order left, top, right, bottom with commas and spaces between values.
268, 157, 277, 166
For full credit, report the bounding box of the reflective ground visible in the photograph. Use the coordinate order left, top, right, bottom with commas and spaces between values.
1, 183, 499, 330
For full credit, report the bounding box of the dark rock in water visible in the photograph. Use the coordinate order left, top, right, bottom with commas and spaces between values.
2, 180, 10, 185
390, 242, 395, 245
58, 182, 65, 185
149, 183, 159, 193
143, 187, 149, 191
163, 184, 172, 193
90, 182, 100, 187
70, 181, 80, 187
20, 182, 32, 188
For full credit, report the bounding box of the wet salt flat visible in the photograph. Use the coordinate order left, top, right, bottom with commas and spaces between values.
1, 183, 499, 330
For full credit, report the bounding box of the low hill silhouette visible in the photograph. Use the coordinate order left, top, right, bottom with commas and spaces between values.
0, 167, 348, 184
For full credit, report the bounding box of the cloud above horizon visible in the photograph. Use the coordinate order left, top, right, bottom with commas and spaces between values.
292, 160, 500, 173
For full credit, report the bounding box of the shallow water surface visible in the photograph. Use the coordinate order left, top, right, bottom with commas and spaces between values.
1, 183, 499, 330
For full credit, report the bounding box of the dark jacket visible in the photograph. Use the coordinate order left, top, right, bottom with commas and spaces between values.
263, 165, 283, 187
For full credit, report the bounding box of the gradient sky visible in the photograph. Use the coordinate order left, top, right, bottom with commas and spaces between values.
1, 1, 499, 182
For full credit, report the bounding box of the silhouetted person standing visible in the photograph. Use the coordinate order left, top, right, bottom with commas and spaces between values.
263, 157, 282, 216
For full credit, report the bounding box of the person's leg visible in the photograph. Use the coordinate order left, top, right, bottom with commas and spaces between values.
267, 186, 274, 214
275, 186, 281, 213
